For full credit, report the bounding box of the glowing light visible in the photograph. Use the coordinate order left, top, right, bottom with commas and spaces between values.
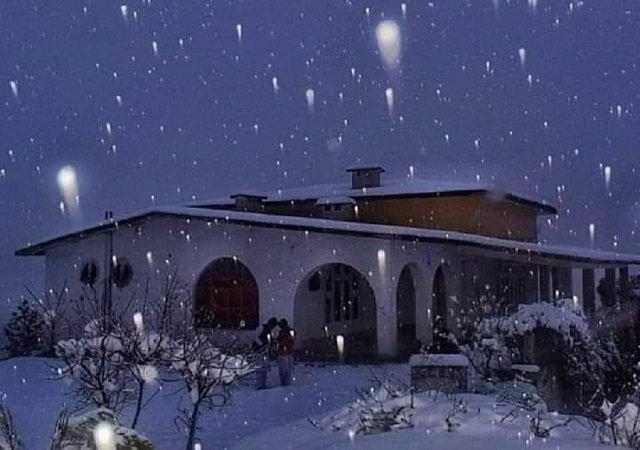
401, 3, 407, 17
272, 76, 279, 94
305, 88, 315, 114
57, 165, 79, 215
152, 41, 159, 56
94, 422, 116, 450
375, 20, 401, 70
120, 5, 128, 21
385, 87, 394, 116
589, 223, 596, 246
236, 23, 242, 44
146, 251, 153, 265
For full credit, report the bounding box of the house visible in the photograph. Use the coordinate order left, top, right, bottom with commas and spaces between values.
15, 166, 640, 360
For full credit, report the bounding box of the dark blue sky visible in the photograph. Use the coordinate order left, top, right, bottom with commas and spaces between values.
1, 0, 639, 311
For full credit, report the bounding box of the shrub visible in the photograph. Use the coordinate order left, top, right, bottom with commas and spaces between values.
472, 300, 619, 413
3, 300, 45, 357
53, 408, 154, 450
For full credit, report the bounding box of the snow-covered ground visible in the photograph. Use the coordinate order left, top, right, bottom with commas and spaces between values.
0, 357, 610, 449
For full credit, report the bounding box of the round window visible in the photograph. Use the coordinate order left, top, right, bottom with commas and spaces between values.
80, 260, 99, 286
112, 258, 133, 288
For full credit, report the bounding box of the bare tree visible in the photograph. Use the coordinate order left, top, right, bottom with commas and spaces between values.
55, 330, 133, 415
0, 403, 22, 450
168, 309, 252, 450
25, 284, 72, 355
48, 408, 73, 450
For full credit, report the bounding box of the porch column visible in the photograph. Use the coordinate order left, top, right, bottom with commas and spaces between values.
619, 266, 630, 303
372, 247, 397, 359
551, 267, 560, 299
539, 265, 552, 301
603, 268, 616, 307
572, 268, 583, 309
582, 268, 596, 315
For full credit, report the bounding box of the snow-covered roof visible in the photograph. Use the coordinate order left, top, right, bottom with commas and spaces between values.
315, 196, 356, 206
15, 206, 640, 266
191, 177, 557, 214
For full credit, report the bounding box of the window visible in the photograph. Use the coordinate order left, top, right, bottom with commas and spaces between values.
112, 257, 133, 288
80, 260, 99, 286
497, 263, 527, 313
195, 258, 259, 329
324, 264, 360, 324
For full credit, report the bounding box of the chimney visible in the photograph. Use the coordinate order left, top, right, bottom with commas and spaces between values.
346, 166, 385, 189
230, 193, 267, 212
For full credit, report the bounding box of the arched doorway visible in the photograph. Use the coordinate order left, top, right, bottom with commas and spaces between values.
432, 266, 447, 336
294, 263, 377, 360
396, 265, 417, 358
194, 258, 259, 329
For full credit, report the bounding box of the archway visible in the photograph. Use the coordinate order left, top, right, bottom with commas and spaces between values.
432, 266, 447, 336
194, 257, 259, 329
294, 263, 377, 360
396, 265, 417, 357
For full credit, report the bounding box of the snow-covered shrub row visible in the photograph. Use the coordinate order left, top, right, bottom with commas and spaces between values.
313, 378, 587, 445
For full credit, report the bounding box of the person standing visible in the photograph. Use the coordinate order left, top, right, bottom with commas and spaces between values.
276, 318, 295, 386
252, 317, 278, 390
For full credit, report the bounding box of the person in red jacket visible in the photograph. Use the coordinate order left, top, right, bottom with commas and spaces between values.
276, 318, 295, 386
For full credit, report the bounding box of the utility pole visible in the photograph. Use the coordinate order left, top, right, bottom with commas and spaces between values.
103, 210, 114, 331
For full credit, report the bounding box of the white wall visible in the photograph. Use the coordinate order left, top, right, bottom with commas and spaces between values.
42, 215, 456, 358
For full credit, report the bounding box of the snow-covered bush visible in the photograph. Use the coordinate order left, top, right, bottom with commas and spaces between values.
0, 404, 21, 450
49, 407, 153, 450
444, 396, 468, 432
3, 300, 45, 357
316, 377, 413, 436
474, 300, 616, 413
170, 333, 251, 450
595, 390, 640, 448
56, 332, 132, 415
